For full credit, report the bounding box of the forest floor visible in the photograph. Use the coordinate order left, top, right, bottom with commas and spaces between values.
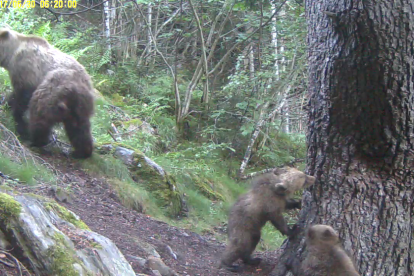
7, 152, 282, 276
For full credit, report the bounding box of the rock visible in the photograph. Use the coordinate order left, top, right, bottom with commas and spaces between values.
126, 254, 147, 267
111, 145, 186, 217
122, 119, 158, 138
165, 245, 178, 260
50, 186, 74, 204
0, 192, 135, 276
152, 271, 163, 276
147, 256, 178, 276
135, 238, 161, 258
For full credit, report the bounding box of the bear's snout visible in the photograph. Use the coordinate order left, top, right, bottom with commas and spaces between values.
304, 175, 316, 188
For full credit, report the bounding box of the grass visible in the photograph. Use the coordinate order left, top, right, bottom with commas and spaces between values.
78, 154, 164, 217
0, 90, 305, 251
0, 153, 56, 185
79, 154, 131, 181
260, 223, 287, 250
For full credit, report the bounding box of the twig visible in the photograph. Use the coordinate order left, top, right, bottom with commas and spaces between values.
0, 249, 33, 276
107, 130, 118, 142
0, 258, 15, 268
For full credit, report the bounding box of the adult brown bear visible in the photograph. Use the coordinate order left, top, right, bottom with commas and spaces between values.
0, 28, 95, 158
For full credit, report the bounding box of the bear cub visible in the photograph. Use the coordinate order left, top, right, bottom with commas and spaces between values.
220, 167, 316, 272
302, 224, 360, 276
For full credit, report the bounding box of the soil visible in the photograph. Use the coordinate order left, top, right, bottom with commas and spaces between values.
11, 153, 282, 276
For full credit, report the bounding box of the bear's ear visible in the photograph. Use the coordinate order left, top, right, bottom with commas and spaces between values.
272, 182, 287, 195
0, 29, 10, 40
323, 229, 333, 237
273, 167, 286, 175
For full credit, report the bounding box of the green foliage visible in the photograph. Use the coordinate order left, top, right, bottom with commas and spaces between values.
80, 154, 132, 182
0, 153, 56, 185
34, 22, 51, 40
0, 9, 47, 33
256, 132, 306, 167
79, 154, 163, 216
90, 98, 113, 144
0, 3, 309, 249
259, 223, 286, 251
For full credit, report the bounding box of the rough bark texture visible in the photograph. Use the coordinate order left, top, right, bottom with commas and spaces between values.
272, 1, 414, 276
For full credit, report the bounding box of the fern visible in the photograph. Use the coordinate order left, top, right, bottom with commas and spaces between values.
98, 49, 112, 69
34, 22, 51, 40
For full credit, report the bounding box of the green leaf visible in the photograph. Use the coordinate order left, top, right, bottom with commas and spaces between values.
235, 101, 248, 109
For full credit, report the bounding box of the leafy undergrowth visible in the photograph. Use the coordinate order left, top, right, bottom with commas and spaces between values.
0, 86, 305, 252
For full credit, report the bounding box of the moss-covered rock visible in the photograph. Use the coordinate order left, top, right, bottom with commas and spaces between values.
123, 118, 143, 128
44, 202, 90, 230
0, 192, 21, 223
190, 174, 225, 201
0, 194, 136, 276
94, 144, 185, 217
106, 145, 184, 217
128, 151, 184, 217
48, 233, 79, 276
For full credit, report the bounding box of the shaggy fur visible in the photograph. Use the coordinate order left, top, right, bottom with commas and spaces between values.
302, 225, 360, 276
220, 167, 316, 272
0, 28, 95, 158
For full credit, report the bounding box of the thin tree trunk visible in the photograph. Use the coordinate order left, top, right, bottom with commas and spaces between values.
272, 1, 414, 275
271, 2, 280, 80
147, 3, 153, 60
103, 0, 112, 51
188, 0, 209, 105
238, 98, 287, 178
284, 106, 290, 134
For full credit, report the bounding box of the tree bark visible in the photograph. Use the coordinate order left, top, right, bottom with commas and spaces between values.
272, 1, 414, 275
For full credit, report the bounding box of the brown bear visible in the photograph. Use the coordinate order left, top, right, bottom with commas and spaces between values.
220, 167, 316, 272
302, 224, 360, 276
0, 28, 95, 158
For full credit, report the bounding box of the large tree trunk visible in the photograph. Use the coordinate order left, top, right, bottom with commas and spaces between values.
272, 1, 414, 275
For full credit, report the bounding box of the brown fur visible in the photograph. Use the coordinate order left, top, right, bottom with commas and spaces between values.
0, 28, 95, 158
302, 225, 360, 276
220, 167, 316, 272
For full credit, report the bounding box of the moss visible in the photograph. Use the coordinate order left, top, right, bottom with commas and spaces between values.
0, 185, 14, 192
123, 118, 143, 128
45, 202, 90, 230
110, 93, 124, 106
129, 151, 183, 217
0, 193, 21, 223
89, 143, 184, 217
95, 143, 138, 154
90, 241, 103, 249
47, 233, 79, 276
191, 174, 225, 201
26, 193, 48, 201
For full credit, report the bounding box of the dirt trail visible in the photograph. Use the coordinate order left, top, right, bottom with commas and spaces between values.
13, 154, 281, 276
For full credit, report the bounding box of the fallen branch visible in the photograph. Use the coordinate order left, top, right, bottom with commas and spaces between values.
0, 249, 33, 276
